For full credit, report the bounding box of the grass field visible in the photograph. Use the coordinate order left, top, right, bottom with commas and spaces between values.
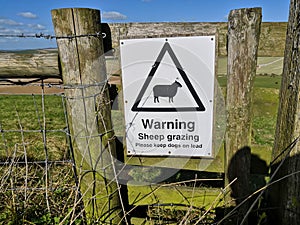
126, 74, 281, 223
0, 94, 68, 161
0, 56, 282, 224
0, 74, 280, 173
218, 75, 281, 163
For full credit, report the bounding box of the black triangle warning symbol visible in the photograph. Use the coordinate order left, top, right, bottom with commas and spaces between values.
131, 41, 206, 112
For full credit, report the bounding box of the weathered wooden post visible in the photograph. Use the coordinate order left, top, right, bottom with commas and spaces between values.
225, 7, 262, 224
51, 8, 125, 224
269, 0, 300, 224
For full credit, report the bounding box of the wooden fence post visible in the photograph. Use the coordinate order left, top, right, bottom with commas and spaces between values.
269, 0, 300, 224
51, 8, 125, 224
225, 7, 262, 224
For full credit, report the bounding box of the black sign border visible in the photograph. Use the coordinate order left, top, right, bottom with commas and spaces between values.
131, 40, 206, 112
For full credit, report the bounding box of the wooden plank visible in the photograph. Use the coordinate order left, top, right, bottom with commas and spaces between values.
128, 185, 222, 208
0, 22, 287, 79
225, 7, 262, 224
127, 185, 223, 224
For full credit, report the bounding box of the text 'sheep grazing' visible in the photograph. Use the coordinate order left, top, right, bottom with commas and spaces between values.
136, 119, 202, 149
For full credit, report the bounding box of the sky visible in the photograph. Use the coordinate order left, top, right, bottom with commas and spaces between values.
0, 0, 291, 50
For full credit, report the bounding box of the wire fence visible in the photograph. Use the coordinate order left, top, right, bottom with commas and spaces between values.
0, 29, 290, 225
0, 32, 107, 40
0, 78, 87, 223
0, 74, 131, 224
0, 34, 227, 224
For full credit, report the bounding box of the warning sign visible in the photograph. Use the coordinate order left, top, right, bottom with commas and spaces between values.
131, 41, 205, 112
120, 36, 216, 157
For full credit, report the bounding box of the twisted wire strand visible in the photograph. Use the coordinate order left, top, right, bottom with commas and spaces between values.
0, 32, 107, 39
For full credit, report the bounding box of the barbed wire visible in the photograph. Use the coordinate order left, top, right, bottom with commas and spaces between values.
0, 32, 107, 40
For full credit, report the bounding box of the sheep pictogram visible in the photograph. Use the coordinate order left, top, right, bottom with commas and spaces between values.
153, 81, 182, 103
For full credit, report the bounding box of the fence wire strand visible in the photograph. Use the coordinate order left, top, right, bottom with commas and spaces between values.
0, 32, 107, 40
0, 74, 130, 224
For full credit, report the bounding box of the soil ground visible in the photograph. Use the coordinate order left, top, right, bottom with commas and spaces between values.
0, 76, 121, 94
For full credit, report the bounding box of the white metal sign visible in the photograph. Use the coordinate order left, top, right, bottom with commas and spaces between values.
120, 36, 215, 157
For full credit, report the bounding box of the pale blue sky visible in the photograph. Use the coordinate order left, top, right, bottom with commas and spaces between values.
0, 0, 290, 50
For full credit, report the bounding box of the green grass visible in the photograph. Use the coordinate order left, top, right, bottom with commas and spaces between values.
0, 95, 82, 224
252, 88, 279, 144
0, 94, 67, 160
0, 74, 280, 166
217, 75, 280, 165
0, 72, 282, 224
0, 95, 65, 130
217, 75, 282, 89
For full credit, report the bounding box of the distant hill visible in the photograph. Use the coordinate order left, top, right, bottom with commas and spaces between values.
0, 48, 58, 54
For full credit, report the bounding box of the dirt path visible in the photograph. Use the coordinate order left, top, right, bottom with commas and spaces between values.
0, 76, 121, 94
